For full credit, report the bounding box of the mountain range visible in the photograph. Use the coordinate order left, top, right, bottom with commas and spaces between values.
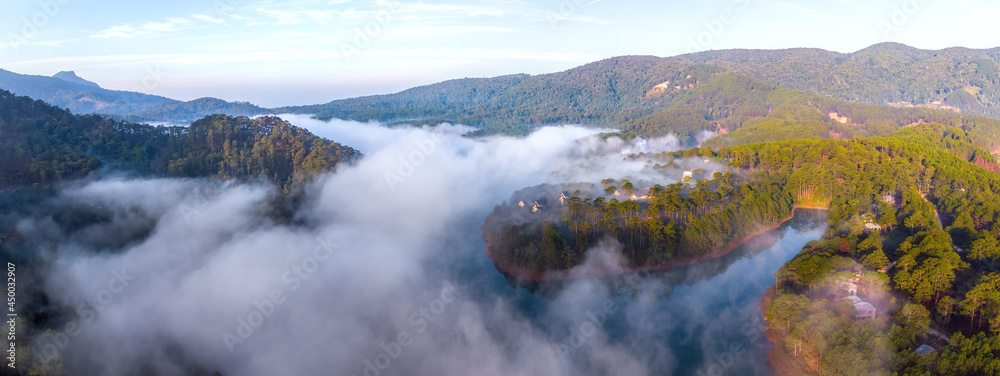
0, 69, 269, 122
4, 43, 1000, 154
273, 43, 1000, 136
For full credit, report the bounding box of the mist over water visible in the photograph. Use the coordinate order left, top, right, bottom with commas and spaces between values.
11, 117, 825, 376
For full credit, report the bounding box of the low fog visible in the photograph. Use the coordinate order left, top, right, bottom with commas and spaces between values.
8, 117, 820, 376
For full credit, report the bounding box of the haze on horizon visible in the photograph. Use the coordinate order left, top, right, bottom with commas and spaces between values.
2, 0, 998, 107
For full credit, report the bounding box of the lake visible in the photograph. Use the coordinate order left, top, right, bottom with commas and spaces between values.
445, 208, 827, 375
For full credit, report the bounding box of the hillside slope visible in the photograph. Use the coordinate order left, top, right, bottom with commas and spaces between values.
0, 69, 270, 122
679, 43, 1000, 118
0, 89, 358, 189
280, 44, 1000, 149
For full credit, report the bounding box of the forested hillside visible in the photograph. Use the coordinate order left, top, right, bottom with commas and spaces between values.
0, 69, 270, 122
741, 138, 1000, 375
280, 44, 1000, 147
484, 128, 1000, 374
280, 58, 728, 135
0, 90, 359, 189
681, 43, 1000, 118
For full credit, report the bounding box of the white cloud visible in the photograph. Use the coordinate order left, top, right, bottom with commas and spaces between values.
90, 18, 193, 39
193, 14, 226, 24
400, 3, 509, 18
256, 8, 304, 25
90, 24, 142, 39
20, 123, 691, 375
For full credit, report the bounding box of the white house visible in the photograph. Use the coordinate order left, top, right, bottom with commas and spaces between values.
841, 296, 863, 304
854, 302, 877, 320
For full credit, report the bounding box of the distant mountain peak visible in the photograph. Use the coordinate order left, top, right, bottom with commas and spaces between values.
52, 71, 102, 89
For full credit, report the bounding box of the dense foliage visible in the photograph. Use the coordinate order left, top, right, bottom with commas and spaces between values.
682, 43, 1000, 119
486, 127, 1000, 374
279, 44, 1000, 155
740, 137, 1000, 375
0, 90, 359, 189
486, 171, 794, 272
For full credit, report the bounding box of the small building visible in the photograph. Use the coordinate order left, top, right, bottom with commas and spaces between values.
518, 201, 525, 208
881, 194, 896, 204
915, 344, 936, 355
559, 193, 569, 206
862, 213, 882, 233
841, 296, 863, 304
682, 171, 694, 181
835, 281, 858, 296
631, 187, 651, 201
532, 202, 542, 213
854, 302, 877, 320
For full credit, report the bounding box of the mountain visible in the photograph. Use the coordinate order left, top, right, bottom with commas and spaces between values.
0, 89, 358, 189
52, 71, 101, 89
0, 68, 270, 122
278, 43, 1000, 148
678, 42, 1000, 117
276, 58, 737, 135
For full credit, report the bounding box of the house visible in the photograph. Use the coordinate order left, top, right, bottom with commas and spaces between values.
519, 201, 525, 208
841, 296, 863, 304
862, 213, 883, 233
559, 193, 569, 206
836, 281, 858, 296
682, 171, 694, 182
532, 202, 542, 213
915, 344, 936, 355
881, 194, 896, 204
841, 294, 877, 320
854, 302, 877, 320
633, 187, 651, 201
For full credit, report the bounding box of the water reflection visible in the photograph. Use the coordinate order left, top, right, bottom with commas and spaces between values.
476, 208, 827, 375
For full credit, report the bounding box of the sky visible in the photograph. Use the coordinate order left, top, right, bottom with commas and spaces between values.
1, 0, 999, 107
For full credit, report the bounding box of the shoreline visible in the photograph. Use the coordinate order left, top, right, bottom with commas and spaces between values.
486, 205, 829, 282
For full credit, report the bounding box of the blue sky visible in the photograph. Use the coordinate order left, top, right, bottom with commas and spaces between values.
2, 0, 998, 107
